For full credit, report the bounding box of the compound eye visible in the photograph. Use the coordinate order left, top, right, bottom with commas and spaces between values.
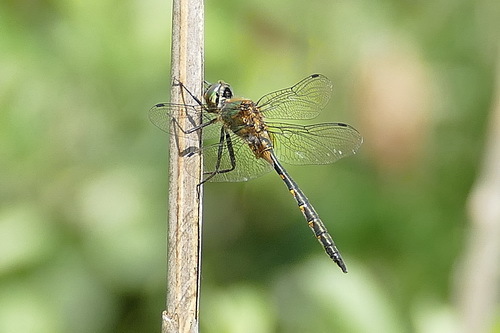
222, 87, 233, 98
204, 83, 222, 107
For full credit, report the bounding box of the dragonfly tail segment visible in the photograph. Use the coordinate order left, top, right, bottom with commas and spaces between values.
269, 151, 348, 273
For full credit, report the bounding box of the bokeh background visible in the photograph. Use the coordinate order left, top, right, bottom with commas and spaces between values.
1, 0, 499, 332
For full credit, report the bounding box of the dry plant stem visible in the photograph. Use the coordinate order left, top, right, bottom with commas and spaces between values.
456, 46, 500, 333
161, 0, 204, 332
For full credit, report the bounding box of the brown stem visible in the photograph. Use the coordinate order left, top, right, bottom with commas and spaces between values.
161, 0, 204, 332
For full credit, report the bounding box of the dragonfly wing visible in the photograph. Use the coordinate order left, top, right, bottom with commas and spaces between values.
268, 122, 363, 165
149, 102, 199, 132
201, 131, 273, 182
256, 74, 333, 120
148, 102, 219, 140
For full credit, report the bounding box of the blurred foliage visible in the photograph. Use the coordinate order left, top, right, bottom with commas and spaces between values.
1, 0, 499, 332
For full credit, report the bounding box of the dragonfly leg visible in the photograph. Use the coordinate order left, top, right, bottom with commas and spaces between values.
168, 111, 217, 135
201, 127, 237, 184
169, 117, 218, 158
172, 77, 205, 107
168, 77, 213, 142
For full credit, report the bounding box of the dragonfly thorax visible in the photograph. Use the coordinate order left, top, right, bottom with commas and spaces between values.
221, 99, 274, 161
220, 99, 267, 133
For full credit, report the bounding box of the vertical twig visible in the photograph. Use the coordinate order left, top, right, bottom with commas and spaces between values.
161, 0, 204, 332
455, 44, 500, 333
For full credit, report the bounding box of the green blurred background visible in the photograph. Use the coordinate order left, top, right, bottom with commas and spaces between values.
1, 0, 499, 332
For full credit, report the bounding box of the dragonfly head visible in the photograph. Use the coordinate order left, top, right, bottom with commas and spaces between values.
204, 81, 233, 109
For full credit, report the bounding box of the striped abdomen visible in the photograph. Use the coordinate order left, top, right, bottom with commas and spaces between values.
269, 151, 347, 273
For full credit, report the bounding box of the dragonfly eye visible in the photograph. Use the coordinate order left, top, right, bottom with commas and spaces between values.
204, 83, 222, 108
222, 86, 233, 98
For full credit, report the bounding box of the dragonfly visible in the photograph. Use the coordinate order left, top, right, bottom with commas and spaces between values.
149, 74, 362, 273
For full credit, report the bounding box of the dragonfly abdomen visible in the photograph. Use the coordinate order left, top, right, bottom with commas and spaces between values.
269, 151, 348, 273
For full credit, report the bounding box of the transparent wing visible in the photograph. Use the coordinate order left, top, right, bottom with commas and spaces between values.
201, 130, 272, 182
256, 74, 333, 120
267, 122, 363, 165
148, 102, 220, 140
